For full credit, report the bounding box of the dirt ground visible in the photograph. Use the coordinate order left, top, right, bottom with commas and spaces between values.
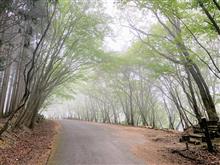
0, 120, 59, 165
103, 123, 220, 165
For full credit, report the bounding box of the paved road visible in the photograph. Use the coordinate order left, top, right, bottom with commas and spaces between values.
48, 120, 145, 165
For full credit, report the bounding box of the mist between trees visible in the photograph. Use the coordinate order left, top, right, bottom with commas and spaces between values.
1, 0, 220, 134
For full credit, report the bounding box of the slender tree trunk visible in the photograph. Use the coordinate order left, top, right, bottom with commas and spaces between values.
174, 19, 219, 121
0, 66, 10, 116
128, 81, 134, 126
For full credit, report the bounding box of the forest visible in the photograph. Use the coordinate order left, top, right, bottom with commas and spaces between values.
1, 0, 220, 164
50, 0, 220, 131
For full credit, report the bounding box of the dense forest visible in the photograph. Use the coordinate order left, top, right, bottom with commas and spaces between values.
0, 0, 108, 134
46, 0, 220, 132
0, 0, 220, 145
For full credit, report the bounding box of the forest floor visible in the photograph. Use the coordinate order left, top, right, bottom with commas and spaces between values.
111, 124, 220, 165
0, 120, 59, 165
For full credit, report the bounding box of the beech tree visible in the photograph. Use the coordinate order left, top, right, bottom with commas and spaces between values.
62, 0, 220, 130
119, 0, 220, 123
0, 0, 108, 134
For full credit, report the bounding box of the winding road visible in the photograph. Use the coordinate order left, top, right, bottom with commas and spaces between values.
48, 120, 145, 165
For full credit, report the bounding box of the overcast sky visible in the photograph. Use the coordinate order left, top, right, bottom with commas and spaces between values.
102, 0, 135, 52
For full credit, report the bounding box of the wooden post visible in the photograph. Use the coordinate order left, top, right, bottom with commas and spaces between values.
185, 142, 189, 150
201, 117, 213, 152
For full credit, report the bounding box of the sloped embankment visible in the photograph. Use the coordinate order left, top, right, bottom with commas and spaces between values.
0, 120, 59, 165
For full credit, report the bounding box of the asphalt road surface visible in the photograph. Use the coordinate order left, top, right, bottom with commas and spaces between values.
48, 120, 145, 165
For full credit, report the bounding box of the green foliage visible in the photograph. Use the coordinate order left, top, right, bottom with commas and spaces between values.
40, 0, 110, 109
51, 83, 77, 101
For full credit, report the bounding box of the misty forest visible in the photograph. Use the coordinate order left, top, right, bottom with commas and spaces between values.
1, 0, 220, 165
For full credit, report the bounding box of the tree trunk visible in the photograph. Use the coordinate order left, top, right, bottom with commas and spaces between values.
174, 19, 219, 122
